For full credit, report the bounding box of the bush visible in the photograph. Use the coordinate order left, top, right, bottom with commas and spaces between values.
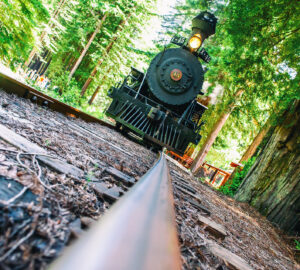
219, 156, 257, 197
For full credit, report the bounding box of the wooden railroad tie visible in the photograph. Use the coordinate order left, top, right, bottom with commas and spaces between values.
0, 124, 134, 201
185, 197, 210, 216
91, 182, 122, 202
198, 215, 227, 239
207, 240, 253, 270
0, 123, 83, 178
173, 182, 211, 215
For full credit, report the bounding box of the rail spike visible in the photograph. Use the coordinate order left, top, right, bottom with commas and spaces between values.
49, 153, 182, 270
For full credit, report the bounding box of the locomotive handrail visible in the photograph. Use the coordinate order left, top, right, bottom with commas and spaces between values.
49, 154, 182, 270
134, 70, 147, 98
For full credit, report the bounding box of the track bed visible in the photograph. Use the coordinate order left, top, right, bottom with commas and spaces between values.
0, 90, 297, 270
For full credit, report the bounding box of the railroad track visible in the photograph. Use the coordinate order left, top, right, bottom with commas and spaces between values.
50, 154, 182, 270
0, 114, 182, 269
0, 79, 206, 269
0, 71, 183, 269
0, 72, 286, 270
0, 72, 113, 128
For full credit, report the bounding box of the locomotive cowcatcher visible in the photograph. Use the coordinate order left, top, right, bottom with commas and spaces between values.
106, 12, 217, 155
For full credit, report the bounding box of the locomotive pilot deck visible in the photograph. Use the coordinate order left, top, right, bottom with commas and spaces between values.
106, 78, 207, 155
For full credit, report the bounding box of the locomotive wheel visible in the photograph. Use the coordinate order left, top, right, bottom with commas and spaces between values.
146, 48, 204, 105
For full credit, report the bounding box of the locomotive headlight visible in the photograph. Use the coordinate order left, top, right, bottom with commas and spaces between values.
188, 35, 202, 50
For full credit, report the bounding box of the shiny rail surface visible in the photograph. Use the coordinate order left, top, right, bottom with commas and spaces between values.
0, 72, 113, 127
49, 154, 182, 270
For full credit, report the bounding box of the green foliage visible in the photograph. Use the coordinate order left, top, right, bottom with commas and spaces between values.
219, 156, 257, 197
295, 240, 300, 251
38, 0, 158, 106
2, 0, 298, 174
175, 0, 299, 167
1, 0, 158, 112
0, 0, 49, 65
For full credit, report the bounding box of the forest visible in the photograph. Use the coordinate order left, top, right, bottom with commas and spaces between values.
0, 0, 299, 235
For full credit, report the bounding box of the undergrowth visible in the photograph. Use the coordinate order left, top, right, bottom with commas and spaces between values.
219, 156, 257, 197
25, 76, 109, 120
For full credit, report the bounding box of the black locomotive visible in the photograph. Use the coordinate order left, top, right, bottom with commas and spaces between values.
106, 11, 217, 155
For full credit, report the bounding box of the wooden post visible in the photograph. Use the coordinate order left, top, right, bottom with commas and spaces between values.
210, 169, 219, 184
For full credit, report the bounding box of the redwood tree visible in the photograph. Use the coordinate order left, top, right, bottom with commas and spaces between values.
238, 119, 271, 163
235, 100, 300, 233
191, 89, 243, 173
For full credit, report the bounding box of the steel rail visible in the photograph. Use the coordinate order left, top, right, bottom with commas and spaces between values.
49, 154, 181, 270
0, 72, 113, 128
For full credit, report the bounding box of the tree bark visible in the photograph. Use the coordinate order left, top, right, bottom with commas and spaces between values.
68, 14, 107, 80
88, 85, 101, 105
41, 55, 52, 75
235, 100, 300, 233
88, 67, 111, 104
239, 118, 271, 163
191, 89, 244, 174
66, 56, 75, 71
37, 50, 50, 74
227, 120, 271, 183
25, 0, 66, 66
80, 18, 128, 96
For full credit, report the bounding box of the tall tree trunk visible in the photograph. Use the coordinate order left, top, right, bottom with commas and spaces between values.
191, 111, 231, 173
239, 119, 271, 163
88, 69, 111, 104
191, 89, 244, 173
80, 18, 128, 96
41, 56, 52, 75
66, 57, 76, 71
88, 85, 101, 105
68, 14, 107, 80
235, 100, 300, 233
25, 0, 66, 66
228, 118, 272, 182
36, 50, 50, 74
62, 52, 71, 65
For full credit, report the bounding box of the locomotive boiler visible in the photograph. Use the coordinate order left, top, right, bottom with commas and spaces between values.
106, 11, 217, 155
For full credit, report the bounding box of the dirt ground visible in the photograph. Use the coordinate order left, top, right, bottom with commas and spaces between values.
0, 90, 298, 269
170, 162, 298, 270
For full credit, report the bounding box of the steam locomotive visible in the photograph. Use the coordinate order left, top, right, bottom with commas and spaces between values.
106, 12, 217, 155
